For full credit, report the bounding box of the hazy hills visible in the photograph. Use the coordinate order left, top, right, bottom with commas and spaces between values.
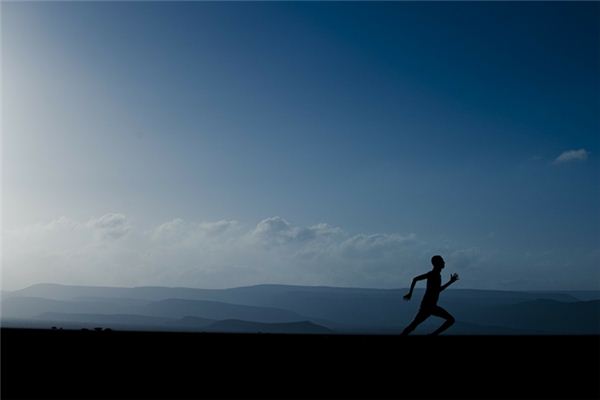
2, 283, 599, 334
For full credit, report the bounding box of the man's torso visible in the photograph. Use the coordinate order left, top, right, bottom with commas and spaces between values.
421, 271, 441, 307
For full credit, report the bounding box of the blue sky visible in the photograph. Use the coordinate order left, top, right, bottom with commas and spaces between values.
2, 2, 599, 290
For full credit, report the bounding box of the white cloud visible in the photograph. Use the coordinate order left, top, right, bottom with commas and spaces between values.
87, 213, 131, 239
151, 218, 188, 242
553, 148, 589, 164
200, 220, 240, 237
252, 216, 296, 245
251, 216, 343, 246
339, 233, 417, 259
151, 218, 239, 244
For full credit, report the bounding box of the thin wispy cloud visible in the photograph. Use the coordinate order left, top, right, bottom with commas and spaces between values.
553, 149, 589, 164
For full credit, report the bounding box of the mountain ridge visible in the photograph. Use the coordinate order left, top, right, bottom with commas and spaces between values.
3, 283, 599, 334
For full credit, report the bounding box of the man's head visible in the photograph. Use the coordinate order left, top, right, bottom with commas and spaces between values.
431, 255, 445, 270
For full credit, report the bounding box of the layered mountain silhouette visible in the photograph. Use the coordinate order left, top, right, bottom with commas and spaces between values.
2, 283, 598, 334
138, 298, 308, 323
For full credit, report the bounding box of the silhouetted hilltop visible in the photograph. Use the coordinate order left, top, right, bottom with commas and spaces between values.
440, 320, 549, 335
176, 316, 217, 327
139, 298, 314, 323
204, 319, 332, 334
478, 299, 600, 334
1, 296, 140, 319
38, 312, 174, 326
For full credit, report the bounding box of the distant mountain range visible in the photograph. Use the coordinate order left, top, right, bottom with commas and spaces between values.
2, 283, 599, 334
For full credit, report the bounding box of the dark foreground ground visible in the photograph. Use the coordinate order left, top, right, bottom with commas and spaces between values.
2, 328, 599, 399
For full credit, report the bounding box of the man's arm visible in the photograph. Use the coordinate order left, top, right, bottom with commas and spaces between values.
440, 273, 459, 292
403, 272, 429, 300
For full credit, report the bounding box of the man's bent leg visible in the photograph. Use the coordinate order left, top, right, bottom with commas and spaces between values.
429, 306, 455, 335
401, 308, 431, 335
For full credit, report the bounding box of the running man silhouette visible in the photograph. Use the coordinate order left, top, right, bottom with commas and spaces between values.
401, 255, 459, 335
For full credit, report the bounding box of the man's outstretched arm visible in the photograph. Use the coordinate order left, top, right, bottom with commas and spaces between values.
404, 273, 429, 300
440, 273, 459, 292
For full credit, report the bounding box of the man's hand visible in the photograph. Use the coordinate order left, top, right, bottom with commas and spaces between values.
403, 293, 412, 301
450, 273, 459, 283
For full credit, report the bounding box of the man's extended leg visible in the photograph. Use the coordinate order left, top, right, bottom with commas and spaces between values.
428, 306, 455, 335
401, 308, 430, 335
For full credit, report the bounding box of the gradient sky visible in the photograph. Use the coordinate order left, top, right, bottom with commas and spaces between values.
2, 2, 599, 291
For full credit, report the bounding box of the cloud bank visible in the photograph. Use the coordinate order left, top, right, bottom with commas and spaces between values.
6, 213, 593, 291
2, 214, 441, 290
